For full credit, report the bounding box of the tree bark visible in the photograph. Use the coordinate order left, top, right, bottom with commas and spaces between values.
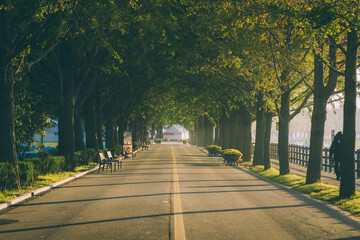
306, 42, 338, 184
104, 103, 115, 150
242, 108, 252, 162
214, 123, 220, 146
84, 96, 98, 150
278, 89, 290, 174
340, 30, 357, 199
56, 43, 76, 170
96, 92, 103, 150
253, 97, 265, 166
74, 104, 85, 151
0, 69, 17, 167
263, 112, 273, 170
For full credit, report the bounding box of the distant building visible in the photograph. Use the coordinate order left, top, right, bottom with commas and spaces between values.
163, 125, 189, 141
34, 126, 58, 142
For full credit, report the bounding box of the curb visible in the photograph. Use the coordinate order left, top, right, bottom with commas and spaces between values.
0, 149, 143, 211
0, 166, 98, 211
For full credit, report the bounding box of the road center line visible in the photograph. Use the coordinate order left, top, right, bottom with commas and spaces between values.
171, 146, 186, 240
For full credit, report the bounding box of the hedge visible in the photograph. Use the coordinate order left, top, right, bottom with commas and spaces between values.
0, 163, 18, 191
1, 149, 95, 191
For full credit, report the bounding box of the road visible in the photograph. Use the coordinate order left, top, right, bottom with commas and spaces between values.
1, 144, 360, 239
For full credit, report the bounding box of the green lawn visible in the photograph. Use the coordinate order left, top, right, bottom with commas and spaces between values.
43, 142, 58, 148
0, 163, 97, 203
243, 164, 360, 216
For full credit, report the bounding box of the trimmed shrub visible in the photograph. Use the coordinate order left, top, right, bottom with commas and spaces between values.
113, 145, 123, 156
206, 145, 222, 155
37, 151, 51, 174
0, 163, 18, 191
25, 158, 42, 175
18, 161, 37, 187
154, 139, 161, 144
86, 148, 98, 163
74, 151, 82, 166
48, 156, 66, 173
220, 149, 243, 156
133, 142, 141, 150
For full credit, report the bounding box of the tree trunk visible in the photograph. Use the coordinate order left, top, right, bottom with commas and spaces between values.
57, 43, 76, 170
117, 117, 127, 146
253, 99, 265, 166
150, 123, 156, 139
0, 67, 20, 189
237, 109, 245, 153
74, 105, 85, 151
84, 96, 98, 150
105, 104, 115, 150
156, 124, 163, 139
96, 93, 103, 150
229, 110, 239, 149
306, 52, 327, 184
263, 112, 272, 170
278, 90, 290, 175
214, 123, 220, 146
340, 30, 357, 199
220, 112, 230, 149
0, 70, 17, 166
204, 115, 214, 146
242, 108, 252, 162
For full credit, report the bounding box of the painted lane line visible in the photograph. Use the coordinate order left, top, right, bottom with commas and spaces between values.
171, 146, 186, 240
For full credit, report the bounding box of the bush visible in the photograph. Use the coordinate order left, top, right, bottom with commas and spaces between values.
220, 149, 243, 156
48, 156, 66, 173
0, 163, 18, 191
26, 158, 42, 175
206, 145, 222, 154
74, 151, 82, 166
182, 139, 188, 144
48, 146, 59, 156
18, 161, 37, 187
37, 151, 51, 174
86, 148, 98, 163
27, 153, 65, 174
133, 142, 141, 150
113, 145, 123, 156
154, 139, 162, 144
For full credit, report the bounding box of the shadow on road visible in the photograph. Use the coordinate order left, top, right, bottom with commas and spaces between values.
0, 204, 316, 234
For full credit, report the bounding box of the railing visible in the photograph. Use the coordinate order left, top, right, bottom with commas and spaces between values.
251, 143, 360, 178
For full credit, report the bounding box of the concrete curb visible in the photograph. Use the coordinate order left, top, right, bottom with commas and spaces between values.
0, 149, 143, 211
0, 166, 99, 211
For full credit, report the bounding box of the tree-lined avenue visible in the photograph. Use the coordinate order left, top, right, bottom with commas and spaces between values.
0, 144, 359, 239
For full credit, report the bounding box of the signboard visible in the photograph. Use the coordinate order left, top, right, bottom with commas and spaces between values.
123, 130, 133, 154
164, 132, 174, 136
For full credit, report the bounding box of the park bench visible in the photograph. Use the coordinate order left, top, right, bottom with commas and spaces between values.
124, 147, 136, 159
98, 152, 115, 173
107, 151, 122, 170
141, 142, 149, 151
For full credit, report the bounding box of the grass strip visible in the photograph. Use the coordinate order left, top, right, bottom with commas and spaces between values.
0, 163, 97, 203
243, 164, 360, 216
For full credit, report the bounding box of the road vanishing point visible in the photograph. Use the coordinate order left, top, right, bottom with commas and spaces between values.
1, 144, 360, 240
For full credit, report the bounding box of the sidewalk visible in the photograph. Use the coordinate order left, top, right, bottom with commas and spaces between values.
270, 159, 360, 191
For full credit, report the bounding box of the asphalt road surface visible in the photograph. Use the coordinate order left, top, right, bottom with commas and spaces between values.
1, 144, 360, 240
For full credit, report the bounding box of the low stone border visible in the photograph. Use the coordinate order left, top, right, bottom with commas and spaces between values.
0, 148, 141, 211
0, 166, 98, 211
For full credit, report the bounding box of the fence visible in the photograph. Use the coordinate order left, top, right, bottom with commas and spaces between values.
251, 143, 360, 178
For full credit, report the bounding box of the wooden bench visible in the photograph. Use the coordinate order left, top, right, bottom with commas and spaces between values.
124, 148, 136, 159
107, 151, 122, 170
141, 143, 149, 151
98, 152, 115, 173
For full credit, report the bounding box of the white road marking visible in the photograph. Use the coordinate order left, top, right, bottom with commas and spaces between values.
172, 146, 186, 240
